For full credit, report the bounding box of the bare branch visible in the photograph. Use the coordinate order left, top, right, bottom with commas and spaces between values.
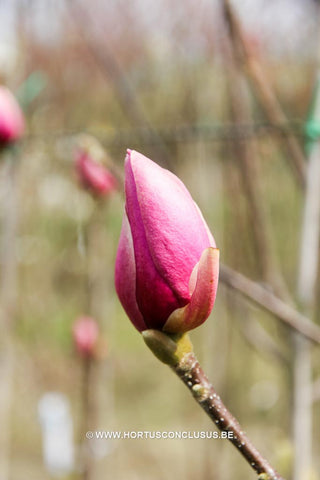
220, 264, 320, 344
238, 313, 289, 365
222, 0, 306, 188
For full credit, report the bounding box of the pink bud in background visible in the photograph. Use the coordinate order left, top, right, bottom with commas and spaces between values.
0, 86, 25, 147
115, 150, 219, 334
72, 316, 99, 357
75, 150, 117, 197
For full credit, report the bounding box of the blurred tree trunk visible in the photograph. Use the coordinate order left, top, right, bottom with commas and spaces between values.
219, 4, 317, 479
0, 156, 19, 480
293, 77, 320, 480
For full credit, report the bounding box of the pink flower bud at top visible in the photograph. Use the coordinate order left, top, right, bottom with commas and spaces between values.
72, 316, 99, 357
0, 86, 25, 147
115, 150, 219, 334
75, 149, 117, 197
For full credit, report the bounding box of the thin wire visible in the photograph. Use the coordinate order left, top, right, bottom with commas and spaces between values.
21, 119, 304, 147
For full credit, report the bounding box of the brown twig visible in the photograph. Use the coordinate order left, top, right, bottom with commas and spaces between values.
173, 352, 284, 480
143, 330, 285, 480
220, 263, 320, 344
221, 0, 306, 189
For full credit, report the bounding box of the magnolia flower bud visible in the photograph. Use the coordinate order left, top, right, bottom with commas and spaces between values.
0, 86, 24, 147
75, 149, 117, 197
72, 316, 99, 357
115, 150, 219, 333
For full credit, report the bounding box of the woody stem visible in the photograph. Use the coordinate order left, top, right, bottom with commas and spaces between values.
143, 330, 285, 480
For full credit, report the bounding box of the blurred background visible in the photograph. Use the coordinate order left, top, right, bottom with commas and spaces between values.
0, 0, 320, 479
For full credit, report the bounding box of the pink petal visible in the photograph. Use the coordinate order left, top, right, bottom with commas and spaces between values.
126, 150, 216, 303
75, 151, 117, 196
0, 87, 24, 144
163, 248, 220, 333
73, 316, 99, 356
125, 159, 184, 328
115, 212, 147, 331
